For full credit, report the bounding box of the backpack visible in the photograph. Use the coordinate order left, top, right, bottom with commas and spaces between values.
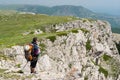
32, 43, 40, 56
24, 43, 40, 61
24, 44, 33, 61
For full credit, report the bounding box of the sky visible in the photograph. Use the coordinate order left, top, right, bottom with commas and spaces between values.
0, 0, 120, 15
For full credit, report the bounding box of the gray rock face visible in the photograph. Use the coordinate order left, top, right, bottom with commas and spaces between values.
0, 19, 120, 80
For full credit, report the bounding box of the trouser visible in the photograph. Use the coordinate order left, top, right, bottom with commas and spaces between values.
30, 57, 38, 73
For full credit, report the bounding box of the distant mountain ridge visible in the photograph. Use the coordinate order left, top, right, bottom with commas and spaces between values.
0, 5, 120, 33
16, 5, 95, 17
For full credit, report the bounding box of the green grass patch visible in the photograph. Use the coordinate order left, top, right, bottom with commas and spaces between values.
86, 40, 92, 51
46, 35, 56, 42
71, 29, 79, 33
16, 64, 21, 68
80, 28, 89, 34
0, 54, 8, 60
0, 13, 77, 48
39, 43, 46, 56
99, 66, 108, 78
0, 69, 7, 73
103, 54, 112, 61
57, 31, 68, 36
68, 63, 72, 69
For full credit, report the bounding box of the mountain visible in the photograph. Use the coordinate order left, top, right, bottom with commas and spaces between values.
0, 5, 120, 32
1, 5, 120, 34
16, 5, 95, 17
0, 19, 120, 80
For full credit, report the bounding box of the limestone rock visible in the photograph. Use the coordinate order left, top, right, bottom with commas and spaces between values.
0, 19, 120, 80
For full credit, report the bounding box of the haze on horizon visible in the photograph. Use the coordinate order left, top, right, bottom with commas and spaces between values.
0, 0, 120, 16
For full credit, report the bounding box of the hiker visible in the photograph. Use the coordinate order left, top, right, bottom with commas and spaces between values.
30, 37, 40, 73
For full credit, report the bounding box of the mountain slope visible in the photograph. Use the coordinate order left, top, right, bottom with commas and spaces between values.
1, 5, 120, 31
0, 13, 77, 48
0, 19, 120, 80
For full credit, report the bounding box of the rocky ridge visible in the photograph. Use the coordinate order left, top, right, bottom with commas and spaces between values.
0, 19, 120, 80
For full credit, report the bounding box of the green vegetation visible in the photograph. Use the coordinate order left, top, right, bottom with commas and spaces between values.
45, 28, 87, 42
68, 63, 72, 69
1, 5, 120, 32
46, 35, 56, 42
84, 76, 88, 80
0, 13, 77, 48
109, 58, 120, 78
103, 54, 112, 61
80, 28, 89, 34
16, 64, 21, 68
0, 69, 7, 73
71, 29, 79, 33
17, 70, 24, 73
86, 40, 92, 51
0, 53, 11, 60
57, 31, 68, 36
0, 70, 34, 79
99, 66, 108, 78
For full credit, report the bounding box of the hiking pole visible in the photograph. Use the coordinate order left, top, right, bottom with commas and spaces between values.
22, 61, 29, 70
18, 61, 29, 73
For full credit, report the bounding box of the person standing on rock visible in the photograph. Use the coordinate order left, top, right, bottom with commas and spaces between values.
30, 37, 40, 73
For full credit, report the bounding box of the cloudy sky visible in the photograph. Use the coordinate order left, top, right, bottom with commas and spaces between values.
0, 0, 120, 15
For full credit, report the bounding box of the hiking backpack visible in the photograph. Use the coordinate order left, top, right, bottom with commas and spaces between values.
24, 43, 40, 61
24, 44, 33, 61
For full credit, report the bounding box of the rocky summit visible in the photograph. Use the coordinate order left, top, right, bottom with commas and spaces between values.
0, 19, 120, 80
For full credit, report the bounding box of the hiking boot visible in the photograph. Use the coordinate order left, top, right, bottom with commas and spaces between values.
31, 71, 37, 74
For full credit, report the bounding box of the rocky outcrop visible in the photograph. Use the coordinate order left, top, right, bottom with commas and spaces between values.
0, 19, 120, 80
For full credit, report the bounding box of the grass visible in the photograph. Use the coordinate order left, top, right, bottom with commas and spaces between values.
0, 69, 7, 73
80, 28, 89, 34
98, 66, 108, 78
103, 54, 112, 61
0, 12, 77, 48
16, 64, 21, 68
86, 40, 92, 51
46, 35, 56, 42
68, 63, 72, 69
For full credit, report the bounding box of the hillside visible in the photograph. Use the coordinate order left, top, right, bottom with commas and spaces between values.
17, 5, 120, 29
0, 9, 120, 80
0, 13, 77, 48
1, 5, 119, 30
0, 18, 120, 80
